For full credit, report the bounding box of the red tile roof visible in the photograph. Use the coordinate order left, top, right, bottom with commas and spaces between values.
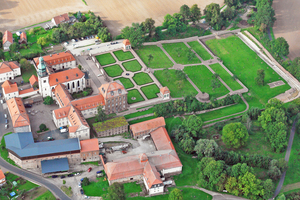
68, 106, 89, 129
54, 84, 73, 107
33, 51, 75, 67
148, 150, 182, 171
2, 80, 18, 94
19, 32, 27, 43
3, 30, 13, 45
130, 117, 165, 136
150, 127, 175, 151
71, 94, 105, 111
0, 169, 5, 181
7, 97, 30, 128
123, 39, 131, 45
49, 68, 84, 86
19, 88, 38, 95
160, 87, 170, 95
0, 61, 20, 74
29, 75, 38, 86
53, 106, 71, 119
143, 162, 162, 188
53, 13, 70, 25
98, 81, 126, 99
80, 138, 99, 153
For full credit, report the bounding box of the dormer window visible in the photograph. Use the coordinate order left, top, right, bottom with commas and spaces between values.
118, 89, 121, 94
111, 91, 114, 96
66, 76, 68, 79
102, 88, 105, 93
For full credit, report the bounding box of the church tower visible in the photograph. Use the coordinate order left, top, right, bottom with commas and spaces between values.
37, 57, 50, 97
37, 57, 47, 77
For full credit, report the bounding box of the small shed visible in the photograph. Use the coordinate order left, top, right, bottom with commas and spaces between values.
123, 39, 131, 50
160, 87, 170, 100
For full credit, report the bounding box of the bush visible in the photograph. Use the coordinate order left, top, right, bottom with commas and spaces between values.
39, 124, 47, 131
82, 177, 90, 186
63, 180, 66, 184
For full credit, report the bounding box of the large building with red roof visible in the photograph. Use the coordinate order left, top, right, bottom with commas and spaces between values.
80, 138, 100, 162
130, 117, 166, 139
3, 30, 13, 51
51, 13, 70, 26
0, 61, 21, 83
101, 117, 182, 195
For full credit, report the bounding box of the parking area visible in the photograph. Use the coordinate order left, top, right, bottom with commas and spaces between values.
26, 102, 59, 136
36, 129, 69, 142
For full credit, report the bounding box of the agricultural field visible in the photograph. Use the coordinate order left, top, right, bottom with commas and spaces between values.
96, 53, 116, 66
113, 50, 134, 61
154, 69, 197, 98
114, 77, 134, 89
123, 60, 142, 72
103, 64, 123, 77
206, 35, 291, 108
135, 45, 173, 69
141, 84, 160, 99
184, 65, 230, 98
162, 42, 201, 64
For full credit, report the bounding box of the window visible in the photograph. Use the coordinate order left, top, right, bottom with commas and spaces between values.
130, 178, 133, 180
43, 80, 46, 83
111, 91, 114, 96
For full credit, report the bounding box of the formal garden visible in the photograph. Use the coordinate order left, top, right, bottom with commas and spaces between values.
96, 53, 116, 66
113, 50, 134, 61
114, 77, 134, 89
103, 64, 123, 77
123, 60, 142, 72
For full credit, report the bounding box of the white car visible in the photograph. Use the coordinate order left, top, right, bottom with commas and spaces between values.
0, 100, 3, 104
4, 114, 7, 119
78, 183, 81, 187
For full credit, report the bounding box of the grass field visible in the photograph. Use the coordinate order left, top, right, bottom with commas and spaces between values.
184, 65, 229, 98
124, 108, 154, 119
283, 131, 300, 186
187, 41, 213, 60
114, 77, 134, 89
82, 176, 109, 197
22, 64, 37, 83
206, 36, 290, 108
209, 63, 243, 91
132, 72, 153, 85
127, 89, 145, 104
122, 60, 142, 72
141, 84, 160, 99
113, 50, 134, 61
154, 69, 197, 98
103, 64, 123, 77
124, 182, 142, 194
96, 53, 116, 66
135, 45, 173, 69
162, 42, 201, 64
35, 191, 56, 200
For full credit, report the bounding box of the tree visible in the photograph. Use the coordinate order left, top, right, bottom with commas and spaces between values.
204, 3, 221, 26
39, 124, 47, 131
180, 4, 191, 23
175, 70, 186, 80
121, 23, 145, 48
186, 49, 196, 61
237, 172, 264, 198
106, 182, 125, 200
255, 69, 265, 86
276, 193, 286, 200
175, 47, 182, 57
78, 65, 82, 70
169, 188, 183, 200
225, 0, 240, 7
37, 37, 47, 47
179, 135, 195, 154
222, 122, 249, 149
82, 177, 90, 186
222, 6, 236, 20
147, 54, 154, 64
143, 18, 155, 37
263, 179, 275, 199
273, 37, 289, 56
182, 115, 203, 138
43, 96, 54, 105
211, 78, 221, 90
9, 42, 19, 53
95, 105, 107, 122
0, 50, 4, 60
19, 58, 31, 71
83, 90, 89, 96
190, 4, 202, 24
255, 1, 276, 29
98, 27, 111, 42
194, 139, 218, 159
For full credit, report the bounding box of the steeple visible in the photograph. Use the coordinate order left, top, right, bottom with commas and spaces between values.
37, 57, 47, 77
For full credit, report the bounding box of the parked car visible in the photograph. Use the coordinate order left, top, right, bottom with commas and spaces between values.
80, 189, 84, 195
4, 114, 7, 119
5, 124, 8, 129
84, 195, 90, 199
24, 104, 32, 108
5, 119, 8, 124
78, 183, 81, 187
0, 100, 3, 104
80, 178, 84, 182
67, 174, 74, 177
47, 137, 54, 141
52, 175, 58, 178
88, 167, 92, 172
60, 175, 65, 179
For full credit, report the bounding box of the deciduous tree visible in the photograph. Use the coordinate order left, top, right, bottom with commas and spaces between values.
222, 122, 249, 149
190, 4, 202, 24
95, 105, 107, 122
180, 4, 191, 23
43, 96, 54, 105
143, 18, 155, 37
194, 139, 219, 159
19, 58, 31, 71
106, 182, 125, 200
204, 3, 221, 26
147, 54, 154, 64
168, 188, 183, 200
255, 69, 265, 85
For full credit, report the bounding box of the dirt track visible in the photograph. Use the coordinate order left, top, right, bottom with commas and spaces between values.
0, 0, 223, 36
273, 0, 300, 60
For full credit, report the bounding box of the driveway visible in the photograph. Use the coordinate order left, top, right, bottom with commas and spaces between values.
36, 129, 68, 142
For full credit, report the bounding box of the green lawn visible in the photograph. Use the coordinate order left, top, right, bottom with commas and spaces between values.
35, 191, 56, 200
132, 72, 153, 85
96, 53, 116, 66
122, 60, 142, 72
114, 77, 134, 89
124, 108, 154, 119
22, 64, 37, 83
154, 69, 197, 98
103, 64, 123, 77
209, 63, 243, 91
124, 182, 142, 194
113, 50, 134, 61
206, 36, 290, 108
128, 116, 156, 125
162, 42, 201, 64
81, 161, 99, 166
187, 41, 213, 60
283, 130, 300, 186
127, 89, 145, 104
82, 176, 109, 197
141, 84, 160, 99
135, 45, 173, 69
184, 65, 229, 98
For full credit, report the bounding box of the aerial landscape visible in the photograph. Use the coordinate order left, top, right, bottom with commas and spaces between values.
0, 0, 299, 200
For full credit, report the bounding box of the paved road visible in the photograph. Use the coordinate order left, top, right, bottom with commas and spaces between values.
0, 156, 71, 200
77, 56, 102, 88
273, 117, 298, 198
